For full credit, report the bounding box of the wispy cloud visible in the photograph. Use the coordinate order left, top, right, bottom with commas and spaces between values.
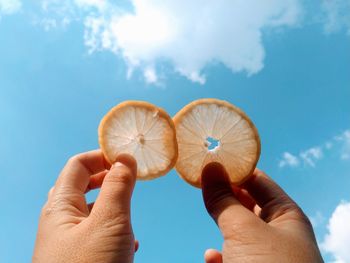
39, 0, 302, 84
321, 0, 350, 35
4, 1, 350, 83
299, 147, 323, 167
335, 130, 350, 160
279, 130, 350, 168
0, 0, 21, 15
279, 147, 323, 168
86, 0, 302, 84
321, 201, 350, 263
37, 0, 109, 28
74, 0, 106, 10
279, 152, 300, 168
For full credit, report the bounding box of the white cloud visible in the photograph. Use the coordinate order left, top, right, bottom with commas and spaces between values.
278, 147, 323, 168
0, 0, 21, 15
39, 0, 76, 28
38, 0, 350, 83
300, 147, 323, 167
29, 0, 350, 83
279, 129, 350, 168
44, 0, 301, 84
143, 66, 158, 84
39, 18, 57, 31
39, 0, 108, 25
321, 0, 350, 35
279, 152, 300, 168
322, 201, 350, 263
334, 130, 350, 160
340, 130, 350, 160
74, 0, 106, 10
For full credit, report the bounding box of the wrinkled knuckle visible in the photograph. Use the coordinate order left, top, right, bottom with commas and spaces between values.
222, 219, 259, 242
286, 201, 305, 218
106, 170, 133, 185
90, 208, 130, 227
40, 192, 72, 219
89, 208, 105, 223
262, 196, 303, 222
301, 213, 314, 228
109, 212, 130, 226
40, 202, 56, 218
205, 188, 233, 216
303, 211, 313, 225
292, 205, 313, 227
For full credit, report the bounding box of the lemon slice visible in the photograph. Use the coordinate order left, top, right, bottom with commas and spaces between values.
173, 98, 260, 187
99, 101, 178, 180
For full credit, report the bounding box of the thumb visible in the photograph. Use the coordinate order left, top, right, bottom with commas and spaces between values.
204, 249, 222, 263
91, 154, 137, 224
201, 162, 257, 238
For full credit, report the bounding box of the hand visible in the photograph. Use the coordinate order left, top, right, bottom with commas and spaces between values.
33, 150, 139, 263
201, 163, 324, 263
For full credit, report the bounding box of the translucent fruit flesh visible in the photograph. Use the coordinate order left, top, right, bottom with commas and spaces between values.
99, 101, 178, 180
173, 98, 260, 188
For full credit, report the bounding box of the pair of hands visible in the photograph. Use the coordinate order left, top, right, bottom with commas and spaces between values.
33, 150, 324, 263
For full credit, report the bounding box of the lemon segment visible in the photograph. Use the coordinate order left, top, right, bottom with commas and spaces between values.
174, 99, 260, 188
99, 101, 178, 180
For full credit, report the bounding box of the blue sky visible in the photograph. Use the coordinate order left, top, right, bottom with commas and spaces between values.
0, 0, 350, 262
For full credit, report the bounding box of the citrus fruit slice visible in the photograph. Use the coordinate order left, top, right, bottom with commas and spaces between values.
173, 98, 260, 187
99, 101, 178, 180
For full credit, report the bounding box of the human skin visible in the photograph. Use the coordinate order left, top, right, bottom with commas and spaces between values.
32, 150, 139, 263
33, 150, 324, 263
202, 162, 324, 263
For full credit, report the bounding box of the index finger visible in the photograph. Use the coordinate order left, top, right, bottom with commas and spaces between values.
54, 149, 110, 194
241, 169, 300, 222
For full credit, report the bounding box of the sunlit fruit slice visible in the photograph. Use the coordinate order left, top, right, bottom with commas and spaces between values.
99, 101, 178, 180
173, 98, 260, 188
